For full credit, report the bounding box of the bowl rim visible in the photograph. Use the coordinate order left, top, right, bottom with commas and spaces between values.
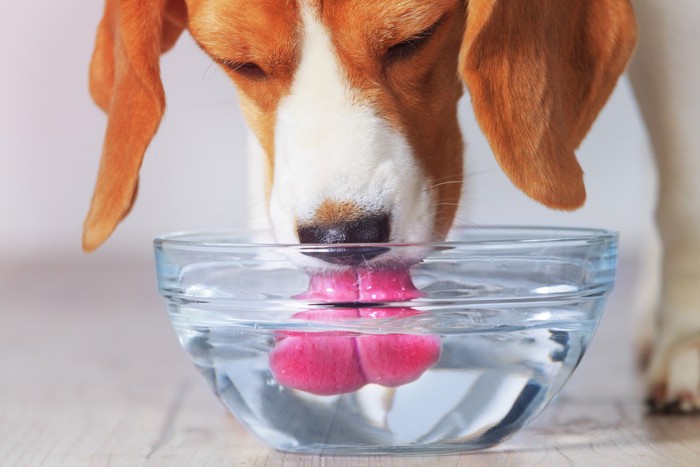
154, 225, 618, 250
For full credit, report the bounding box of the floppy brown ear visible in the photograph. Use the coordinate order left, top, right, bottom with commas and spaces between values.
460, 0, 637, 210
83, 0, 187, 252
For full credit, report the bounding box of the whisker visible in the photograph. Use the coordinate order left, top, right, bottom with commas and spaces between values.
429, 175, 463, 185
201, 60, 219, 83
430, 181, 464, 190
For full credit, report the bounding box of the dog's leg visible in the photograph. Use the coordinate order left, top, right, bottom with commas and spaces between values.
628, 0, 700, 412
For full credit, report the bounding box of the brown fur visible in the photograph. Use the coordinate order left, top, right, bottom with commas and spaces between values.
313, 200, 365, 226
461, 0, 637, 209
83, 0, 637, 250
83, 0, 187, 251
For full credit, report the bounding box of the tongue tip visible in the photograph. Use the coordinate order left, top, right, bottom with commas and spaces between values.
270, 329, 442, 395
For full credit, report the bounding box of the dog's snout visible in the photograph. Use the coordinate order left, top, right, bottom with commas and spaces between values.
297, 213, 391, 265
297, 213, 390, 244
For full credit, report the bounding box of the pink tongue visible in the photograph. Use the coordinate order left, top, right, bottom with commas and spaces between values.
295, 268, 424, 302
269, 269, 441, 395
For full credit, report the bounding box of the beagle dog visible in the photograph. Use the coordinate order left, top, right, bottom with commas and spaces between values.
82, 0, 698, 411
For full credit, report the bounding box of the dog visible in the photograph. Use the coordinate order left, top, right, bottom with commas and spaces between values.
82, 0, 699, 412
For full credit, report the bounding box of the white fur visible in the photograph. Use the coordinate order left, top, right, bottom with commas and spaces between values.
629, 0, 700, 409
268, 2, 434, 244
246, 127, 273, 236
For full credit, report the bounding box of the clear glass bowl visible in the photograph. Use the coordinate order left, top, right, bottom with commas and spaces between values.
154, 226, 618, 455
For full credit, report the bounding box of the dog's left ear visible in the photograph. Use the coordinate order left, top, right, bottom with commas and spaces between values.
461, 0, 637, 209
83, 0, 188, 252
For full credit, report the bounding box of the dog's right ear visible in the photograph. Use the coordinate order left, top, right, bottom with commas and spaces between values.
460, 0, 637, 211
83, 0, 187, 252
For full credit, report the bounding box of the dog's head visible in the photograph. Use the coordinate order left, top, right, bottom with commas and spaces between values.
82, 0, 636, 251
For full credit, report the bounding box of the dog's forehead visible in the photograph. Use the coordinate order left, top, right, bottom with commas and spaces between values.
187, 0, 299, 54
319, 0, 455, 36
187, 0, 461, 100
187, 0, 456, 39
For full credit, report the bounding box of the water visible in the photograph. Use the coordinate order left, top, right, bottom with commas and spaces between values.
156, 228, 617, 453
170, 303, 600, 455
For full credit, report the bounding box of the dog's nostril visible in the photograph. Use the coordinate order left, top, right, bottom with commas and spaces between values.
297, 213, 391, 265
297, 213, 391, 244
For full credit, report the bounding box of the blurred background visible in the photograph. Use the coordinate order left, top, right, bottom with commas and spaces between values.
0, 2, 660, 347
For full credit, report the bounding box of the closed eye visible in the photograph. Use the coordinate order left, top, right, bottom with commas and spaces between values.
217, 59, 267, 80
385, 17, 444, 64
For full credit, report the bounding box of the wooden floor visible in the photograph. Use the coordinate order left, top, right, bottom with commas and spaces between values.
2, 256, 699, 466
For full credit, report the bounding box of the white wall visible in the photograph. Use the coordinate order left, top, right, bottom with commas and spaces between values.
0, 1, 656, 266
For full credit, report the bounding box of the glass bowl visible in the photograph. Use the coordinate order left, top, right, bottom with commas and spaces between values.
154, 226, 618, 455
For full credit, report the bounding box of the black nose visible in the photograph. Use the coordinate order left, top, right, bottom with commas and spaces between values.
298, 213, 391, 244
297, 213, 391, 265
